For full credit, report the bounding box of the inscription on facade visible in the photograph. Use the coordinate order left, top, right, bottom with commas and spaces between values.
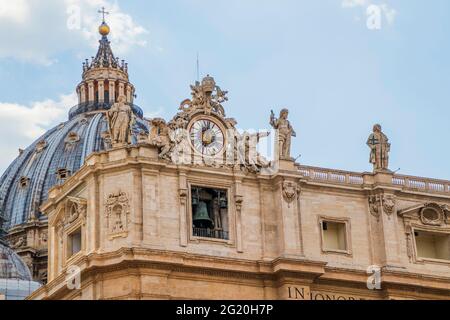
287, 287, 368, 301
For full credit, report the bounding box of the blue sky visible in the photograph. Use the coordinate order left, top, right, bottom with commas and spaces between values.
0, 0, 449, 179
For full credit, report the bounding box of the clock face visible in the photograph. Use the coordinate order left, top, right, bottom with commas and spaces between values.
190, 119, 225, 156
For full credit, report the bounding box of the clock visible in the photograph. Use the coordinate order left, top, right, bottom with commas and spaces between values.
189, 119, 225, 156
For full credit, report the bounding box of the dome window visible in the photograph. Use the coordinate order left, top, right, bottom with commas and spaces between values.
35, 140, 47, 153
78, 117, 88, 125
65, 132, 80, 144
56, 169, 71, 182
19, 177, 30, 188
65, 132, 81, 152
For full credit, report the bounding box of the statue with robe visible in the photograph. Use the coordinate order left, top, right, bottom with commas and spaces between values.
367, 124, 391, 171
270, 108, 296, 160
107, 95, 134, 146
149, 118, 173, 160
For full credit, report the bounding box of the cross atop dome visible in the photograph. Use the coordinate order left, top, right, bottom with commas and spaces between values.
98, 7, 111, 36
98, 7, 109, 22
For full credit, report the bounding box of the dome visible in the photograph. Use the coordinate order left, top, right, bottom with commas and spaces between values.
0, 241, 31, 280
0, 21, 148, 230
0, 108, 148, 230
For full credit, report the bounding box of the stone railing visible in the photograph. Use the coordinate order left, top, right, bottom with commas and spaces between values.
297, 164, 450, 195
392, 174, 450, 194
297, 165, 364, 186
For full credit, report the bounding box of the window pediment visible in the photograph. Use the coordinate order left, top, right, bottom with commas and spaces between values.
399, 203, 449, 226
54, 197, 87, 230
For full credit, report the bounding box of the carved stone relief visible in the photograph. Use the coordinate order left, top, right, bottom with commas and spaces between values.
146, 75, 272, 174
368, 194, 396, 220
282, 181, 300, 208
105, 191, 131, 238
65, 197, 87, 227
10, 236, 27, 249
368, 195, 380, 220
383, 195, 396, 217
420, 203, 445, 226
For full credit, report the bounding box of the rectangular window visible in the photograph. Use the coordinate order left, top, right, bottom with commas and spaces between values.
68, 228, 82, 258
415, 231, 450, 261
191, 186, 229, 241
322, 221, 348, 252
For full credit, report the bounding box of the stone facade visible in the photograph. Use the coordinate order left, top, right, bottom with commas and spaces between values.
16, 15, 450, 301
28, 144, 450, 300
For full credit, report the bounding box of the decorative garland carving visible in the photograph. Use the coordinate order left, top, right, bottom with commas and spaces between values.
368, 194, 396, 220
383, 195, 396, 217
420, 203, 445, 226
282, 181, 300, 208
368, 195, 380, 220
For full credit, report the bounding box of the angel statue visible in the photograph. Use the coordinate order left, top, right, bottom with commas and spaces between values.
148, 118, 172, 160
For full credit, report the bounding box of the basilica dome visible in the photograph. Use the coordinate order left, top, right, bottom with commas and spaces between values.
0, 241, 31, 280
0, 23, 148, 231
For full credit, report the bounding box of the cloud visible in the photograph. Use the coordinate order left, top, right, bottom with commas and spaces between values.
341, 0, 369, 8
341, 0, 397, 26
65, 0, 149, 54
0, 93, 77, 171
0, 0, 30, 23
0, 0, 148, 65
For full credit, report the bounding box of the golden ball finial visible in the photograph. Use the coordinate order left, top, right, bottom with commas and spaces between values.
99, 22, 110, 36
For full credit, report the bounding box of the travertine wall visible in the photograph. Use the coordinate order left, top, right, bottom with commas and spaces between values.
30, 145, 450, 300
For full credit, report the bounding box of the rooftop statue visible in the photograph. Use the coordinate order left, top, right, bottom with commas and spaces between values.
270, 109, 296, 161
107, 95, 135, 147
179, 75, 228, 117
367, 124, 391, 172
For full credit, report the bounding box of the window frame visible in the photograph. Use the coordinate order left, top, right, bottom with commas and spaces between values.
318, 216, 352, 256
412, 227, 450, 264
187, 181, 234, 246
67, 227, 82, 259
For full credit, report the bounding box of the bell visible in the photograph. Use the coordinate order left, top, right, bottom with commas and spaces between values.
193, 201, 213, 228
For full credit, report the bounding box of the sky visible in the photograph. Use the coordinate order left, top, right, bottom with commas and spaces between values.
0, 0, 449, 180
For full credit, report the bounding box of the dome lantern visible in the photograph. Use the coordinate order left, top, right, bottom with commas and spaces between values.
73, 7, 137, 120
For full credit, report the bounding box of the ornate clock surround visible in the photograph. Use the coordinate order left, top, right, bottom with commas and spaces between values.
187, 113, 228, 159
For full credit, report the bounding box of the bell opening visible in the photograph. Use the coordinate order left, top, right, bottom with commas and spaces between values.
191, 187, 229, 240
